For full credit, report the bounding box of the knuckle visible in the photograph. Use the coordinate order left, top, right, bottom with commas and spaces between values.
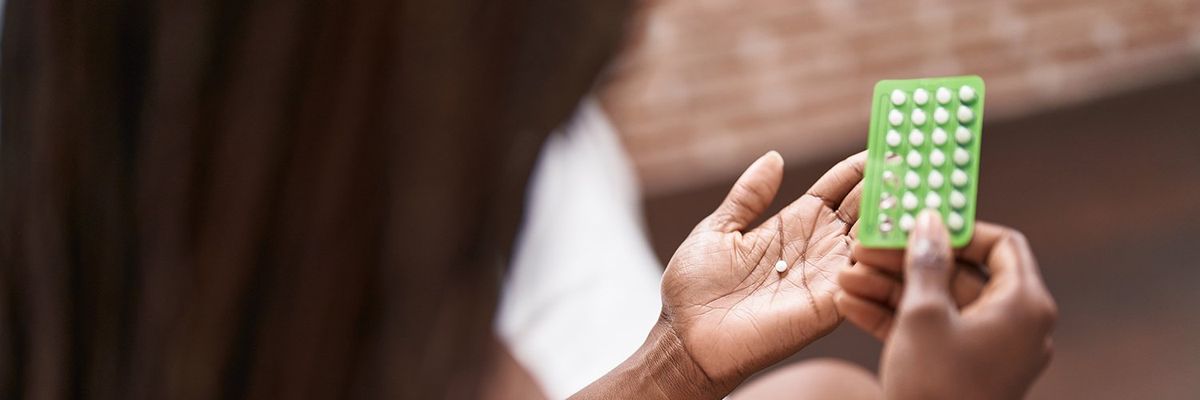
1042, 337, 1056, 366
1003, 228, 1031, 250
1016, 294, 1059, 329
1035, 300, 1060, 328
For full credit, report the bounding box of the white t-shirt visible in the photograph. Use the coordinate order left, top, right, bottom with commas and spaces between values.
495, 97, 663, 399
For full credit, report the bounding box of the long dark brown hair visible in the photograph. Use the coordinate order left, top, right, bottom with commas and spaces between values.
1, 1, 630, 398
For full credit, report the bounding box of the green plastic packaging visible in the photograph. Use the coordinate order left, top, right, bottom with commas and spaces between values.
859, 75, 985, 248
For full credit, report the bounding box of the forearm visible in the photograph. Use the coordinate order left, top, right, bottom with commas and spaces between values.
570, 320, 730, 400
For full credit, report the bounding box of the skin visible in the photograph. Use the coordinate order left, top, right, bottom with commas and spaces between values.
837, 211, 1059, 399
569, 152, 1056, 399
575, 150, 870, 398
731, 359, 882, 400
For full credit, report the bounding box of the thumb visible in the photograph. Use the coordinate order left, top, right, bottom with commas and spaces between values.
701, 151, 784, 233
899, 210, 957, 316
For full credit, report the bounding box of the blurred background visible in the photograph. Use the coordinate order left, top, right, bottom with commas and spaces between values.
595, 0, 1199, 398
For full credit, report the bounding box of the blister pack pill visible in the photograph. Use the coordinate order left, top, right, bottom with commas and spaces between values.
859, 76, 984, 248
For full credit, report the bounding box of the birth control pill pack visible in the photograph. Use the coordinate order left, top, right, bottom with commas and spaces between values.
859, 76, 984, 248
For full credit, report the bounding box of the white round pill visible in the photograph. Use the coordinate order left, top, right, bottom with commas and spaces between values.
955, 126, 972, 144
925, 192, 942, 209
947, 212, 964, 231
959, 86, 976, 103
957, 105, 974, 124
912, 109, 927, 126
889, 109, 904, 126
936, 87, 952, 104
951, 169, 968, 187
906, 150, 922, 168
929, 149, 946, 167
933, 107, 949, 125
880, 220, 893, 233
775, 259, 789, 273
953, 147, 970, 166
931, 128, 948, 145
902, 192, 918, 210
899, 214, 916, 232
909, 129, 925, 146
913, 88, 929, 105
886, 129, 902, 147
928, 170, 944, 188
890, 89, 907, 106
949, 190, 966, 209
905, 170, 921, 189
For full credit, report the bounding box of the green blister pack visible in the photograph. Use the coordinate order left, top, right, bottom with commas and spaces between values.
859, 75, 985, 248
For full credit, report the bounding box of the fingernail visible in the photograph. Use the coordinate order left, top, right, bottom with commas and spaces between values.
915, 209, 942, 233
765, 150, 783, 165
910, 210, 943, 254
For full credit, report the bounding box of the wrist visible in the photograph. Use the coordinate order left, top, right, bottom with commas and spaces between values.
639, 318, 734, 399
571, 318, 733, 399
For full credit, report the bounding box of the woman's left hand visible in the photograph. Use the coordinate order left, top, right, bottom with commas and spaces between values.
660, 150, 866, 389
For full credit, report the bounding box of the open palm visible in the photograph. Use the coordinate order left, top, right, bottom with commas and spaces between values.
661, 151, 867, 384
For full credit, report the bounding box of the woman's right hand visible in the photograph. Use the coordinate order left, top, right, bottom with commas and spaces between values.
838, 211, 1058, 399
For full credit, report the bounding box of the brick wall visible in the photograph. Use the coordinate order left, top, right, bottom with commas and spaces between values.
600, 0, 1200, 195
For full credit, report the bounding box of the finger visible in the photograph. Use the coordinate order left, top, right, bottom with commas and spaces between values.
955, 223, 1052, 306
838, 263, 903, 308
971, 229, 1057, 330
852, 221, 1014, 273
804, 151, 867, 210
951, 266, 986, 308
841, 262, 984, 309
834, 180, 865, 227
851, 244, 904, 273
957, 221, 1013, 265
836, 292, 894, 341
699, 151, 784, 233
898, 210, 957, 316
